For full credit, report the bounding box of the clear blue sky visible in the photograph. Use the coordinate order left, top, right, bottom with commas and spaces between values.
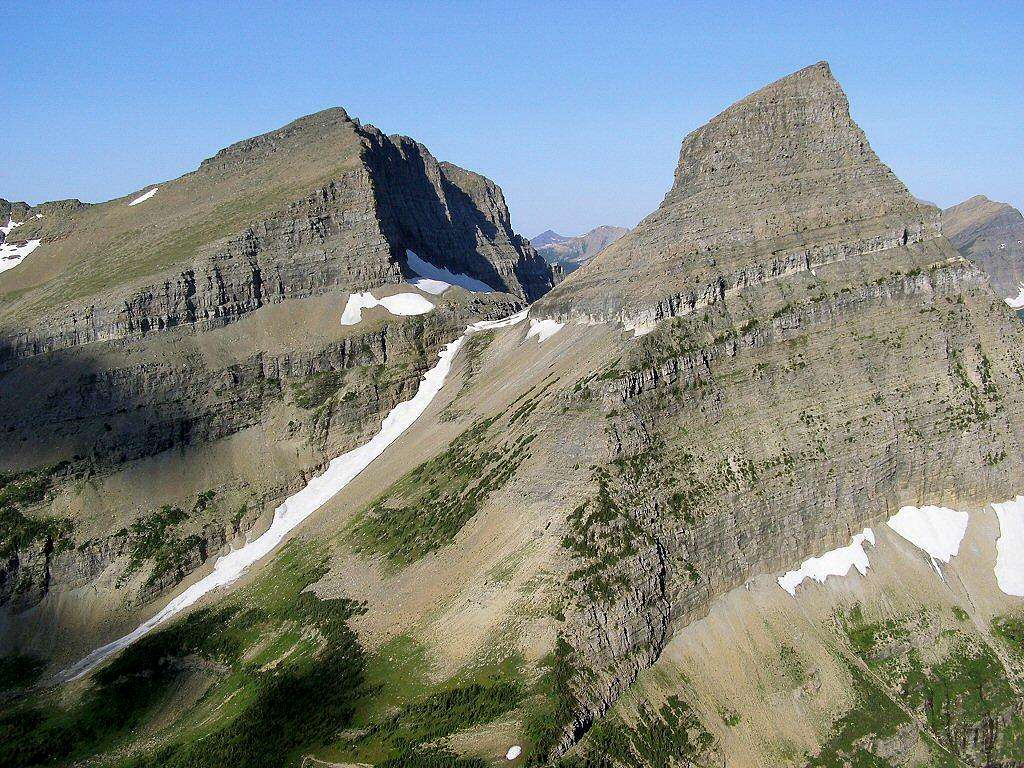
3, 1, 1021, 237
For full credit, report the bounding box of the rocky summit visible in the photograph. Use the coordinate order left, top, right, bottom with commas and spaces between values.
539, 62, 940, 332
4, 62, 1024, 768
0, 107, 554, 368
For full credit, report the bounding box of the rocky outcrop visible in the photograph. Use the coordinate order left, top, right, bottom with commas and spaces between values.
0, 108, 553, 369
943, 195, 1024, 297
0, 170, 401, 367
0, 288, 518, 615
360, 128, 553, 300
552, 256, 1024, 763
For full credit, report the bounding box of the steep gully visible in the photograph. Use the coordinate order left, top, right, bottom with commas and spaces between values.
59, 309, 529, 681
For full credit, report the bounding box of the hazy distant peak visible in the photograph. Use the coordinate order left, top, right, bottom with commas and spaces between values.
531, 225, 629, 273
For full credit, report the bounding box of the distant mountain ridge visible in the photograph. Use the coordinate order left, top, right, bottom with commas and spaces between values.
943, 195, 1024, 298
530, 225, 629, 272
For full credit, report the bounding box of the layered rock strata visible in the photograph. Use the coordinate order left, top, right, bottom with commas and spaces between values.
0, 108, 553, 369
530, 63, 1024, 759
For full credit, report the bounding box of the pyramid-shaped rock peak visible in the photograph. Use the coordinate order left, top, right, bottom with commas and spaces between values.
667, 62, 912, 222
540, 62, 943, 327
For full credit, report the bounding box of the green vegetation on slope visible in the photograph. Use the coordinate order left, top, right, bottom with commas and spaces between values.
0, 462, 73, 558
521, 636, 586, 766
817, 604, 1024, 767
559, 695, 716, 768
0, 542, 365, 768
805, 660, 913, 768
352, 417, 535, 565
2, 537, 531, 768
117, 491, 218, 589
0, 652, 47, 693
291, 371, 347, 410
335, 673, 522, 766
562, 468, 647, 603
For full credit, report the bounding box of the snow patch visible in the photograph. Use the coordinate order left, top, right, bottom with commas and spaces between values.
408, 276, 451, 295
60, 310, 527, 681
992, 496, 1024, 596
406, 249, 494, 294
886, 505, 969, 575
128, 187, 158, 206
469, 309, 528, 331
526, 318, 564, 342
1, 217, 21, 236
340, 291, 435, 325
778, 529, 874, 596
1006, 283, 1024, 310
506, 745, 522, 760
0, 239, 41, 274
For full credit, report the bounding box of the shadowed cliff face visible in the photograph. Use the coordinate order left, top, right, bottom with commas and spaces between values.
0, 283, 520, 622
943, 195, 1024, 298
361, 130, 554, 301
0, 108, 554, 370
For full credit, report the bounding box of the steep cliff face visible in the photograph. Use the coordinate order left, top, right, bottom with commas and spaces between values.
0, 108, 553, 369
7, 64, 1024, 768
0, 288, 520, 632
943, 195, 1024, 298
0, 105, 545, 637
517, 62, 1024, 762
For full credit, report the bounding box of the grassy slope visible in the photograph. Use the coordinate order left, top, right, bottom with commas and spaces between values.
0, 112, 364, 321
0, 539, 536, 768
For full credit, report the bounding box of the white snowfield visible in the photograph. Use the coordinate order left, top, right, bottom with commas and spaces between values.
128, 187, 158, 206
526, 317, 565, 342
778, 528, 874, 596
406, 249, 494, 294
60, 310, 528, 682
0, 239, 42, 275
778, 497, 1024, 598
1, 217, 21, 236
886, 504, 969, 573
1005, 283, 1024, 310
340, 290, 435, 325
992, 497, 1024, 596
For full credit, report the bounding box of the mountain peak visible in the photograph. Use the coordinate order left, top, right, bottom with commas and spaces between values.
944, 195, 1023, 240
539, 62, 940, 327
531, 230, 569, 248
532, 226, 629, 273
666, 60, 876, 208
199, 106, 356, 171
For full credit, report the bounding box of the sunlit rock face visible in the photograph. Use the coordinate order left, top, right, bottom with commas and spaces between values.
538, 61, 941, 330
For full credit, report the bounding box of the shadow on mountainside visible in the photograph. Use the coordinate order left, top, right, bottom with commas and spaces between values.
367, 138, 516, 295
0, 338, 279, 475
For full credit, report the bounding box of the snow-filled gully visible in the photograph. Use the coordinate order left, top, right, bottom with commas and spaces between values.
60, 310, 528, 681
